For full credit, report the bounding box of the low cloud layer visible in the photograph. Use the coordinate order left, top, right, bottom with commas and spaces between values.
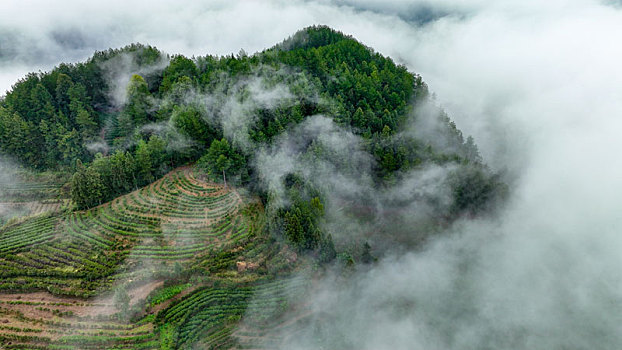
255, 114, 458, 249
3, 0, 622, 348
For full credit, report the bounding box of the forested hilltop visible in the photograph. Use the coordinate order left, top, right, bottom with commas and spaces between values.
0, 26, 505, 349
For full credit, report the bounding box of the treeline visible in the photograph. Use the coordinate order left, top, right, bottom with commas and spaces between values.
1, 26, 443, 175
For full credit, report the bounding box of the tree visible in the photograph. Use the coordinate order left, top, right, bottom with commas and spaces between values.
134, 136, 167, 186
119, 74, 152, 134
113, 285, 131, 317
75, 108, 98, 140
319, 234, 336, 263
0, 108, 37, 165
38, 119, 60, 168
70, 160, 105, 209
107, 151, 137, 195
284, 208, 304, 247
278, 194, 325, 251
67, 82, 98, 139
30, 83, 57, 123
159, 55, 198, 94
171, 105, 215, 145
58, 128, 83, 167
135, 139, 154, 185
450, 166, 506, 216
361, 241, 375, 264
197, 138, 247, 184
381, 124, 392, 138
146, 135, 167, 176
55, 73, 73, 116
464, 136, 482, 163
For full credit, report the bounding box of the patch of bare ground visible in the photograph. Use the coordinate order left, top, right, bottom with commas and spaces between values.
0, 280, 163, 318
127, 280, 164, 305
0, 280, 163, 344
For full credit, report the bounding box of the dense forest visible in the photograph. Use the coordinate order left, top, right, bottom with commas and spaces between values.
0, 26, 506, 349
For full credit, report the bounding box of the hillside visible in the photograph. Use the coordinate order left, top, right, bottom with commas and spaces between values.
0, 165, 70, 227
0, 26, 506, 349
0, 166, 305, 349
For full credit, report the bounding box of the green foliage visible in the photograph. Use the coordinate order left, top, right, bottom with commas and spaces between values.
171, 105, 217, 146
0, 44, 168, 171
149, 283, 191, 307
92, 150, 137, 199
371, 134, 426, 178
1, 71, 96, 169
55, 73, 73, 116
197, 138, 248, 185
450, 165, 507, 216
114, 285, 131, 315
160, 55, 198, 94
118, 74, 153, 135
0, 27, 513, 350
275, 182, 325, 251
70, 159, 104, 209
135, 139, 155, 184
337, 251, 355, 267
3, 25, 504, 257
0, 107, 40, 166
71, 135, 169, 205
268, 25, 424, 136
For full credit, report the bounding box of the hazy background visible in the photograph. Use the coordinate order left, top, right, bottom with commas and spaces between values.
2, 1, 622, 348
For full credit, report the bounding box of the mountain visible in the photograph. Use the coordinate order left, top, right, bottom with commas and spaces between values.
0, 26, 505, 349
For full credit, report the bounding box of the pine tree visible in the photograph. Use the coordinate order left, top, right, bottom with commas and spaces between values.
319, 234, 337, 263
361, 241, 375, 264
71, 160, 105, 209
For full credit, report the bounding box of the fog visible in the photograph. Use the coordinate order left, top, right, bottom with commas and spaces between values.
255, 113, 461, 250
2, 0, 622, 348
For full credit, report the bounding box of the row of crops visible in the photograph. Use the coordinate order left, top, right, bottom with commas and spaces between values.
0, 168, 68, 203
0, 166, 305, 349
0, 167, 249, 295
0, 183, 62, 202
0, 168, 69, 229
154, 275, 312, 349
0, 300, 160, 350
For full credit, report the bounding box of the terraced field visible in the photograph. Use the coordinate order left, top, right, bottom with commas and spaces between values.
155, 275, 313, 350
233, 275, 314, 349
0, 167, 69, 228
0, 166, 305, 349
0, 288, 159, 350
0, 200, 68, 220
